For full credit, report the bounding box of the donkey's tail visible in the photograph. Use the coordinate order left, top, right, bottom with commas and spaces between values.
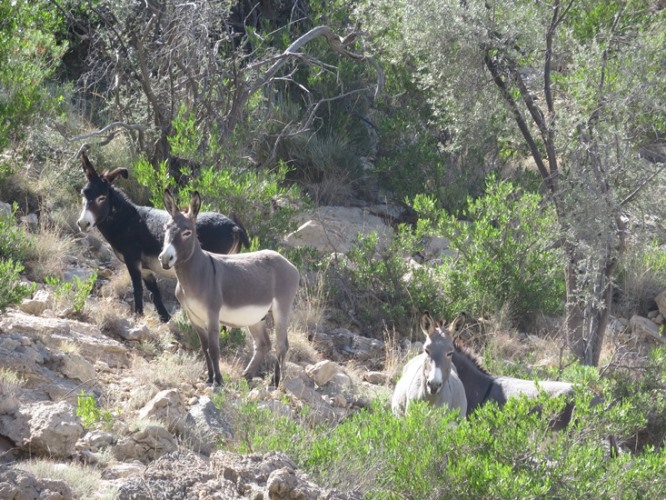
231, 213, 251, 250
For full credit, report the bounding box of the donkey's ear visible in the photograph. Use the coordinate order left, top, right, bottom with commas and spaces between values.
420, 311, 435, 338
163, 189, 179, 216
187, 191, 201, 220
103, 168, 129, 184
448, 312, 467, 335
80, 151, 98, 181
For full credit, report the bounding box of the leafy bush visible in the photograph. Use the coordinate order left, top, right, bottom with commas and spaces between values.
434, 175, 565, 326
0, 259, 36, 312
76, 390, 115, 430
221, 381, 666, 499
0, 209, 34, 261
330, 223, 448, 338
45, 270, 98, 314
132, 110, 303, 247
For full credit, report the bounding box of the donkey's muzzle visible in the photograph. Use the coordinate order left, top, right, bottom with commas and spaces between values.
427, 380, 442, 395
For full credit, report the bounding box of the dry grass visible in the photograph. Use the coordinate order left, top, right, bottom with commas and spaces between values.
98, 271, 132, 301
0, 368, 26, 397
383, 326, 407, 382
87, 297, 133, 336
15, 460, 114, 499
58, 340, 81, 355
24, 223, 76, 281
130, 350, 203, 392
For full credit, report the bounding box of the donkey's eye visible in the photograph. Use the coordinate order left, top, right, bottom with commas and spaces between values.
424, 347, 431, 356
446, 351, 454, 358
182, 230, 192, 238
96, 195, 106, 204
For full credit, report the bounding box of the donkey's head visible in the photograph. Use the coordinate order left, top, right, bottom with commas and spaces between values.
159, 189, 201, 270
419, 311, 460, 396
77, 151, 128, 232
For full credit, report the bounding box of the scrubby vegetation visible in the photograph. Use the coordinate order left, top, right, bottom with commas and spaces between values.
1, 0, 665, 497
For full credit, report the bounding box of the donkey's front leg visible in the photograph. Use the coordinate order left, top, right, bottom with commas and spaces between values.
206, 314, 223, 387
126, 261, 145, 316
195, 327, 215, 385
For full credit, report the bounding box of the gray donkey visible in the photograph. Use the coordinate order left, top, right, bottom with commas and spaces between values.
392, 312, 467, 417
158, 190, 300, 387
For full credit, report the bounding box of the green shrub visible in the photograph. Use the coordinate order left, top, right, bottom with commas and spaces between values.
45, 270, 98, 313
0, 259, 36, 312
435, 175, 565, 326
76, 390, 115, 430
0, 208, 34, 261
331, 223, 447, 338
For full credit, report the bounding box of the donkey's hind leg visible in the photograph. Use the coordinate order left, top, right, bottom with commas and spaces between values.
142, 271, 170, 322
272, 312, 290, 387
243, 322, 271, 382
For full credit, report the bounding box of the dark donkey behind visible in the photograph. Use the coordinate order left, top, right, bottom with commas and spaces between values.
76, 151, 250, 322
447, 313, 578, 430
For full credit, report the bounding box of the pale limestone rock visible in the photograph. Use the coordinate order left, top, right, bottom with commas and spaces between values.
0, 466, 73, 500
363, 371, 389, 385
19, 289, 53, 316
0, 400, 84, 458
655, 289, 666, 318
630, 315, 664, 343
284, 206, 391, 254
305, 359, 342, 387
59, 353, 97, 383
113, 424, 178, 463
137, 389, 188, 435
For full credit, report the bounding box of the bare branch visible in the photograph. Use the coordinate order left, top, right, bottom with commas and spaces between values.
250, 26, 385, 99
68, 121, 147, 143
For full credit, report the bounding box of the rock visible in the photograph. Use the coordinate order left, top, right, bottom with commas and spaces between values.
77, 430, 115, 452
62, 267, 96, 284
113, 424, 178, 463
310, 328, 385, 368
283, 374, 339, 424
0, 465, 73, 500
185, 396, 233, 455
138, 389, 189, 435
101, 460, 146, 480
284, 206, 391, 254
655, 289, 666, 318
116, 451, 239, 499
20, 213, 39, 228
0, 400, 84, 458
58, 352, 97, 383
0, 311, 129, 368
0, 201, 11, 215
18, 289, 53, 316
363, 371, 389, 385
306, 359, 343, 386
630, 315, 664, 343
124, 323, 151, 342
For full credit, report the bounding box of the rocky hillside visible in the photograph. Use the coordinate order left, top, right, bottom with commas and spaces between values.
2, 199, 665, 498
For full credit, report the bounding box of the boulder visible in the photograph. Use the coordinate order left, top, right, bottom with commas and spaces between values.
0, 400, 84, 458
138, 389, 189, 435
305, 359, 343, 387
18, 289, 53, 316
630, 315, 664, 343
113, 424, 178, 463
284, 206, 391, 254
0, 465, 73, 500
185, 396, 233, 456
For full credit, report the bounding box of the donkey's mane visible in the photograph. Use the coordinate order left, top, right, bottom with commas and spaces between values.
453, 338, 491, 375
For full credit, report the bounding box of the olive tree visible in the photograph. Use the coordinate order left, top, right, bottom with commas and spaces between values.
359, 0, 666, 365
